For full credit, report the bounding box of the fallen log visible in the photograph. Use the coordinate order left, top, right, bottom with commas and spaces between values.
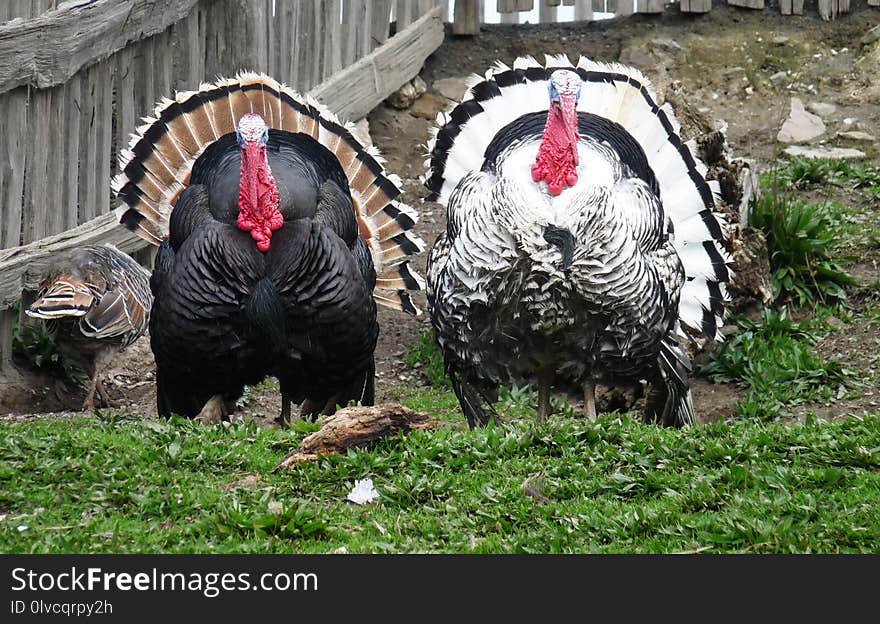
272, 403, 435, 471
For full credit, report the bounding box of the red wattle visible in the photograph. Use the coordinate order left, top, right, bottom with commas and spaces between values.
532, 97, 580, 196
238, 142, 282, 252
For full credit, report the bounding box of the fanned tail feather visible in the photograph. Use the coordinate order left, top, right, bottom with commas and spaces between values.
423, 55, 731, 341
113, 72, 424, 314
26, 280, 94, 319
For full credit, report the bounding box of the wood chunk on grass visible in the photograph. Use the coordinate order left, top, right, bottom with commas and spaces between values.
273, 403, 435, 471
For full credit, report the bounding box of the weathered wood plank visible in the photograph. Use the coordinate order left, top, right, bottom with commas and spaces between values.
0, 0, 201, 95
45, 84, 65, 237
869, 0, 880, 7
360, 0, 373, 58
778, 0, 805, 12
498, 0, 519, 11
77, 66, 98, 224
343, 0, 366, 68
453, 0, 479, 34
266, 0, 278, 78
311, 5, 444, 121
0, 88, 28, 249
680, 0, 712, 12
727, 0, 764, 8
371, 0, 392, 47
0, 309, 14, 370
573, 0, 593, 19
636, 0, 665, 12
23, 87, 51, 243
152, 30, 173, 103
279, 0, 295, 85
396, 0, 414, 28
294, 0, 316, 91
169, 7, 202, 93
203, 0, 227, 81
61, 78, 80, 230
0, 213, 147, 310
95, 61, 112, 219
323, 0, 343, 81
539, 0, 558, 21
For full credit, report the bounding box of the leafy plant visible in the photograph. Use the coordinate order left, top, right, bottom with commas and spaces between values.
749, 189, 854, 307
12, 308, 87, 387
770, 157, 880, 195
772, 157, 846, 189
700, 308, 854, 420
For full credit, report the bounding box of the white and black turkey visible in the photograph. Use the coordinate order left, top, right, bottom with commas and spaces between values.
424, 56, 731, 428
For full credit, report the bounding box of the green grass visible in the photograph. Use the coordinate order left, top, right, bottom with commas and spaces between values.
404, 331, 450, 388
1, 406, 878, 554
772, 157, 880, 195
700, 308, 855, 420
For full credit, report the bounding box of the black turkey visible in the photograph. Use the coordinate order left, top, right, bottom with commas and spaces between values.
424, 56, 731, 427
25, 244, 152, 411
113, 73, 424, 424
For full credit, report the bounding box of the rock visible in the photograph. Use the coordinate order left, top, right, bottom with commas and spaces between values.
836, 130, 876, 142
619, 45, 658, 70
806, 101, 837, 117
825, 316, 845, 330
432, 76, 471, 102
843, 117, 857, 126
409, 93, 450, 120
772, 35, 790, 46
783, 145, 867, 159
777, 97, 826, 143
350, 118, 372, 146
860, 24, 880, 47
385, 81, 418, 109
411, 75, 427, 98
769, 71, 788, 84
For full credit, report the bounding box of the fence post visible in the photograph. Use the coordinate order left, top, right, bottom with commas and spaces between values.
453, 0, 479, 34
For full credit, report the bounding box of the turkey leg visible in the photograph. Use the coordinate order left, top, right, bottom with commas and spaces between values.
195, 394, 227, 424
277, 392, 294, 428
583, 379, 597, 419
536, 367, 554, 423
82, 372, 100, 412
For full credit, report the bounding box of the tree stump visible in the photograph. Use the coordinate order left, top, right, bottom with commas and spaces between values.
272, 403, 435, 471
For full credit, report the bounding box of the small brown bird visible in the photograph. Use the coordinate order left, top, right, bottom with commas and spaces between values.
26, 244, 153, 411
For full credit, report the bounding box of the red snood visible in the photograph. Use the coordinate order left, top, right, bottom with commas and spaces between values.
238, 142, 283, 252
531, 96, 580, 196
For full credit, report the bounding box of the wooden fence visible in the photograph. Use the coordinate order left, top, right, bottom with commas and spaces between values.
0, 0, 445, 370
451, 0, 880, 30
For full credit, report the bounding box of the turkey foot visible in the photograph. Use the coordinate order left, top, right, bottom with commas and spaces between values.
82, 373, 101, 412
536, 367, 554, 423
96, 379, 117, 409
195, 394, 227, 425
276, 392, 295, 428
582, 380, 597, 420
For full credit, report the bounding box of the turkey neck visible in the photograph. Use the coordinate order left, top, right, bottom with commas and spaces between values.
531, 95, 580, 196
238, 142, 283, 252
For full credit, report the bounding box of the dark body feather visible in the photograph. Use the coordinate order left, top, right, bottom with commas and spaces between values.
150, 130, 378, 419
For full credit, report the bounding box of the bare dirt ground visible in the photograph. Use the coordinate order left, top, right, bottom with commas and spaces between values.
2, 4, 879, 424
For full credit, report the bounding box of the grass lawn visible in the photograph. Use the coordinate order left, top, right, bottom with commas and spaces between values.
1, 398, 878, 554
